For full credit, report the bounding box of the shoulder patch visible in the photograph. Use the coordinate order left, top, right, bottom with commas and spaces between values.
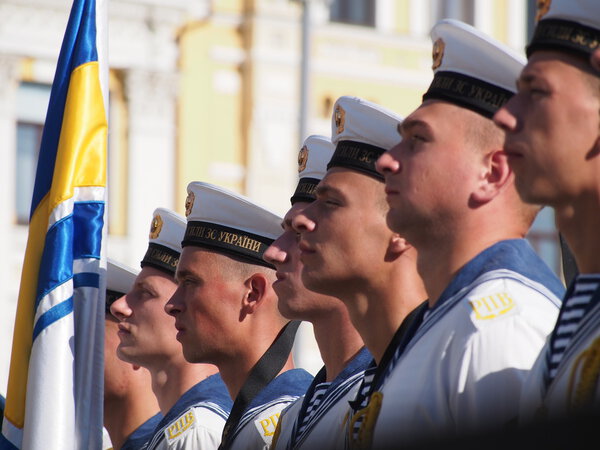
165, 409, 196, 443
254, 411, 281, 444
468, 292, 516, 320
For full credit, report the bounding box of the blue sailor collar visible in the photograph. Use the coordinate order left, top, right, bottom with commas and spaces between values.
120, 412, 162, 450
229, 368, 313, 444
436, 239, 565, 311
291, 347, 372, 448
154, 373, 233, 433
403, 239, 564, 356
309, 346, 371, 391
246, 368, 313, 412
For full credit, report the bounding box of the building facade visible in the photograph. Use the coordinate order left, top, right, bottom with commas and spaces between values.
0, 0, 555, 392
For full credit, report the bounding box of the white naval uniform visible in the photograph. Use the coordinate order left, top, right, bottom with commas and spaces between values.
370, 239, 564, 448
226, 369, 313, 450
273, 348, 371, 450
520, 281, 600, 422
145, 374, 232, 450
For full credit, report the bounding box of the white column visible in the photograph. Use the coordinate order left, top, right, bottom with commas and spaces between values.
376, 0, 395, 33
474, 0, 493, 37
124, 69, 179, 266
409, 0, 430, 37
507, 0, 527, 53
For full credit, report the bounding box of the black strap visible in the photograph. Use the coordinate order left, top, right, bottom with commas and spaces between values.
559, 232, 579, 287
219, 320, 301, 449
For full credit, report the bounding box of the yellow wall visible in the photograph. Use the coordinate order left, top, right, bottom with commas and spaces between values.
395, 0, 411, 34
312, 75, 425, 121
176, 0, 516, 212
177, 20, 245, 212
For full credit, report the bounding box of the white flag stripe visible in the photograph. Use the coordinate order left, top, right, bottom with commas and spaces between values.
47, 187, 106, 230
22, 315, 76, 450
73, 257, 104, 274
33, 279, 74, 326
1, 414, 23, 448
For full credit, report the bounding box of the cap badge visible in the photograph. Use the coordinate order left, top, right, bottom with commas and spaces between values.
298, 145, 309, 173
535, 0, 551, 22
432, 38, 445, 70
334, 105, 345, 135
149, 214, 163, 239
185, 191, 195, 217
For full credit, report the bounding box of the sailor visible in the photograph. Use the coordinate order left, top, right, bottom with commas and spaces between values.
165, 182, 313, 450
374, 18, 565, 447
104, 258, 161, 450
264, 135, 371, 450
494, 0, 600, 425
290, 96, 427, 449
110, 208, 232, 449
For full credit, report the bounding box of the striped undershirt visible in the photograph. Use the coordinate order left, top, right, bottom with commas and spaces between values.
296, 381, 331, 436
350, 367, 376, 440
546, 273, 600, 382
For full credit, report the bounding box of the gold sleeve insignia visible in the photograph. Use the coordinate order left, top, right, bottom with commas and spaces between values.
165, 410, 196, 442
254, 412, 281, 442
469, 292, 516, 320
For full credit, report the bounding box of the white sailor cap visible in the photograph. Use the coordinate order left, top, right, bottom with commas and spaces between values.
291, 135, 335, 205
328, 96, 403, 181
106, 258, 139, 313
527, 0, 600, 59
183, 182, 283, 269
422, 19, 526, 118
140, 207, 186, 276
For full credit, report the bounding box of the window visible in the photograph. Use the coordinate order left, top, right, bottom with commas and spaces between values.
15, 123, 43, 224
330, 0, 375, 27
15, 82, 52, 224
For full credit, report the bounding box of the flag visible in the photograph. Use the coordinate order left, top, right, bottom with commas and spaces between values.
1, 0, 108, 448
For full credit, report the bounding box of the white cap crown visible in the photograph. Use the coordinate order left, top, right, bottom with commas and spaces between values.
291, 134, 335, 204
140, 207, 186, 275
328, 96, 403, 180
183, 182, 283, 268
423, 19, 525, 118
527, 0, 600, 58
106, 258, 139, 312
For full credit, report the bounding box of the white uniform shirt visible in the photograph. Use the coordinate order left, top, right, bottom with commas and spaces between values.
226, 369, 313, 450
145, 374, 232, 450
273, 348, 371, 450
367, 240, 564, 448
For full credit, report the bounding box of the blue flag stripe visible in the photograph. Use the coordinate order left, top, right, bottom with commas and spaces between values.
35, 202, 104, 308
0, 433, 19, 450
32, 298, 74, 342
30, 0, 98, 217
73, 202, 104, 259
73, 272, 100, 289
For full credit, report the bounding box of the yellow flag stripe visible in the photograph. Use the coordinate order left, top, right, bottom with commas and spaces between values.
50, 61, 107, 210
3, 60, 107, 429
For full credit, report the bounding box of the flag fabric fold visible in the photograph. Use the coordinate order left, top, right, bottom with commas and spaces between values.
1, 0, 108, 448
